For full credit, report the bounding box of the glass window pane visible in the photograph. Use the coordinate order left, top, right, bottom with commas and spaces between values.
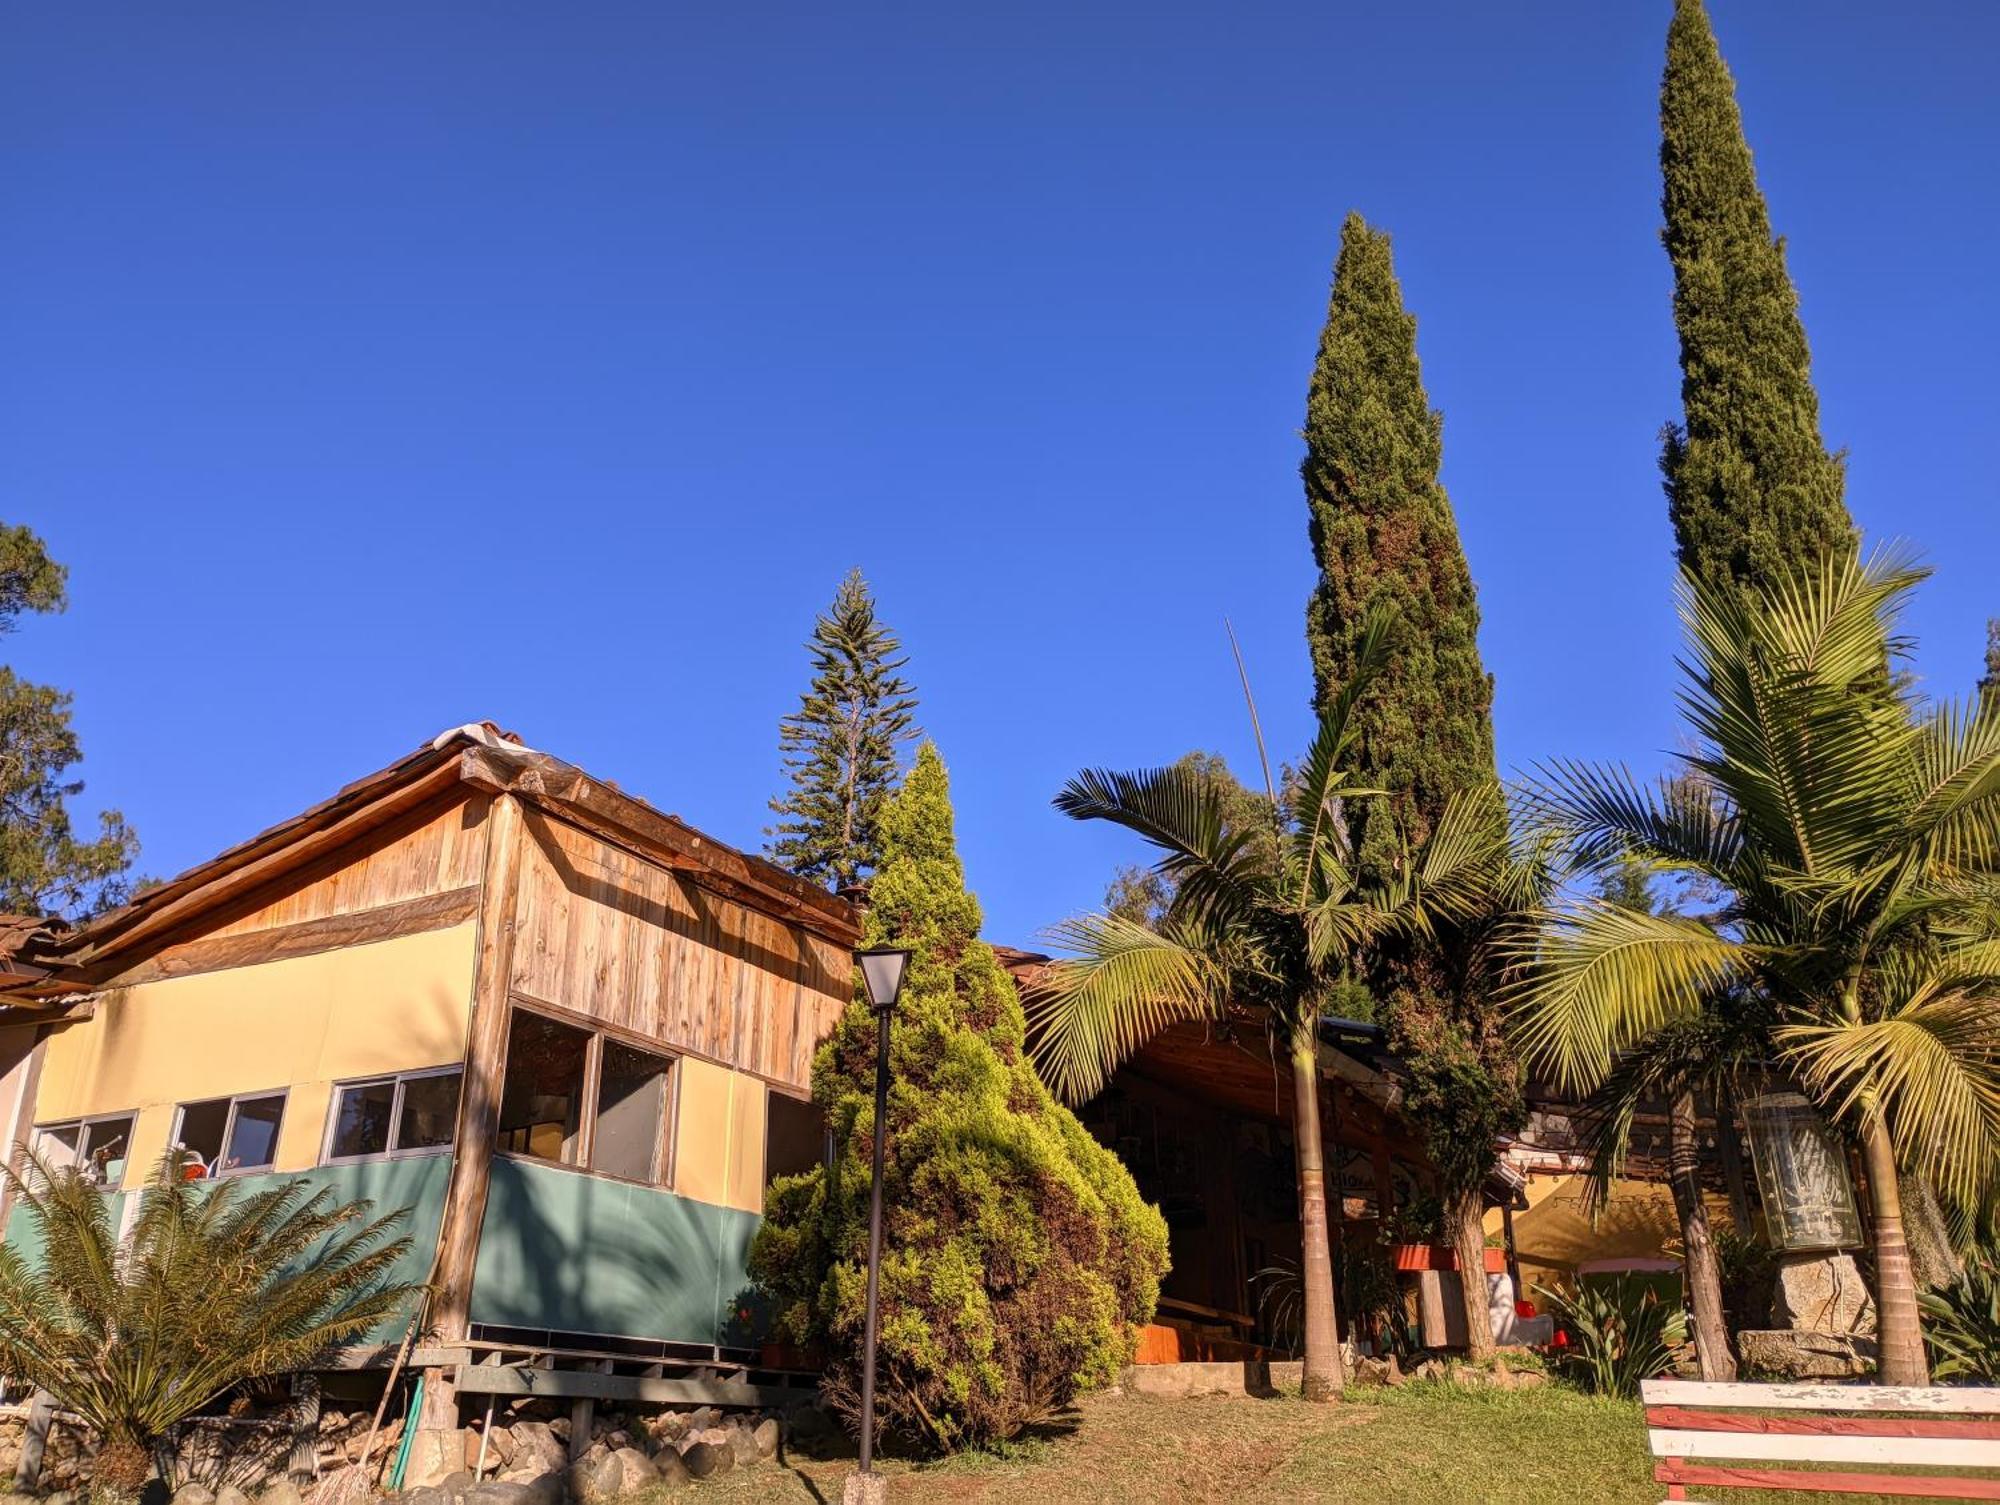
593, 1042, 667, 1183
765, 1091, 825, 1185
330, 1081, 395, 1159
35, 1122, 81, 1172
80, 1115, 134, 1188
395, 1071, 461, 1151
498, 1012, 589, 1164
224, 1094, 285, 1172
177, 1098, 231, 1175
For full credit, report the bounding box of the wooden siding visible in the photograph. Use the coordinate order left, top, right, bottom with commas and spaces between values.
509, 811, 848, 1090
205, 798, 489, 938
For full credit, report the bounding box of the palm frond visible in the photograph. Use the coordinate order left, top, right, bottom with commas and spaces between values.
1026, 912, 1228, 1103
1054, 763, 1270, 927
1289, 605, 1397, 898
1505, 902, 1751, 1096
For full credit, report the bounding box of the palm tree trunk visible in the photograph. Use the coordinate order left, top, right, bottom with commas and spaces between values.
1444, 1187, 1495, 1362
1668, 1089, 1736, 1381
1859, 1115, 1929, 1385
1289, 1021, 1346, 1400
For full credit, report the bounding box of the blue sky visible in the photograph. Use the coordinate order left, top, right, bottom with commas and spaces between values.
6, 2, 1996, 945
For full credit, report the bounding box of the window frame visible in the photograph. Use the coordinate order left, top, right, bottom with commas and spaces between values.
495, 1001, 679, 1191
320, 1065, 464, 1167
172, 1087, 290, 1178
31, 1110, 139, 1188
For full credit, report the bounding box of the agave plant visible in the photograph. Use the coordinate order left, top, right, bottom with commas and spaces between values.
1508, 548, 2000, 1386
1919, 1258, 2000, 1383
1028, 607, 1511, 1400
0, 1151, 419, 1493
1537, 1277, 1688, 1399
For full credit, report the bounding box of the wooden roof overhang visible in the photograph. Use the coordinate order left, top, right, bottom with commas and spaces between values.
4, 724, 860, 1002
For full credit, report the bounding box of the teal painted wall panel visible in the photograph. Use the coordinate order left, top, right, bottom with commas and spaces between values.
2, 1157, 448, 1345
469, 1157, 763, 1347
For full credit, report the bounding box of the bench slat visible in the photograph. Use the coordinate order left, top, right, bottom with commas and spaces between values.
1650, 1428, 2000, 1467
1656, 1459, 2000, 1500
1647, 1406, 2000, 1440
1643, 1379, 2000, 1414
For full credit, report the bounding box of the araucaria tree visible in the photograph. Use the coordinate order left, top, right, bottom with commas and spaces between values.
750, 744, 1166, 1452
1510, 550, 2000, 1388
1301, 213, 1517, 1361
1659, 0, 1852, 593
766, 569, 918, 891
0, 1150, 416, 1493
0, 524, 139, 917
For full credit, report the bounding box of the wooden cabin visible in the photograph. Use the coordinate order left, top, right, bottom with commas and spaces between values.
998, 951, 1535, 1360
0, 724, 858, 1419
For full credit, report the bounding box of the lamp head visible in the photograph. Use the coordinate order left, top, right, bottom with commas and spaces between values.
856, 946, 912, 1014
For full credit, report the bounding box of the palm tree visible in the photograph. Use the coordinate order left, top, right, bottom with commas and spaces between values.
1028, 611, 1503, 1400
1508, 548, 2000, 1386
0, 1150, 419, 1493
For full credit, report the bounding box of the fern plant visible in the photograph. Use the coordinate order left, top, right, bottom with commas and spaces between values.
1919, 1259, 2000, 1383
1537, 1277, 1688, 1398
0, 1151, 419, 1494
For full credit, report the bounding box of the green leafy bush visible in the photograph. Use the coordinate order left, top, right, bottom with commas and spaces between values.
1536, 1276, 1687, 1398
0, 1151, 416, 1493
751, 744, 1168, 1453
1919, 1258, 2000, 1383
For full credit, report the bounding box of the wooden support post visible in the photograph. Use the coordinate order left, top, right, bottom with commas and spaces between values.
1501, 1201, 1524, 1303
288, 1373, 322, 1484
15, 1389, 55, 1490
420, 793, 526, 1432
569, 1361, 613, 1464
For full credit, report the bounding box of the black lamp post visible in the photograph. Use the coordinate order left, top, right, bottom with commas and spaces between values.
850, 945, 910, 1501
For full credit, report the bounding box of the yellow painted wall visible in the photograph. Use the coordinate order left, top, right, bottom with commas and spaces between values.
671, 1056, 766, 1215
34, 922, 478, 1187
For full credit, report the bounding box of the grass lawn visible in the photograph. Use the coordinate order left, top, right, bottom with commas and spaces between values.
673, 1381, 1931, 1504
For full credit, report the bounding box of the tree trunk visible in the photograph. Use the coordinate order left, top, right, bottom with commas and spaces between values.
1444, 1186, 1495, 1362
1859, 1114, 1930, 1385
1289, 1022, 1346, 1400
1899, 1168, 1964, 1294
1668, 1089, 1736, 1381
93, 1431, 153, 1498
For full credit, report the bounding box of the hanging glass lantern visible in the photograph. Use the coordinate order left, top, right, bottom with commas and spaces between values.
1741, 1091, 1864, 1251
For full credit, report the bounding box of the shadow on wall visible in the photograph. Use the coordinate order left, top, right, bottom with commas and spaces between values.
468, 1157, 766, 1348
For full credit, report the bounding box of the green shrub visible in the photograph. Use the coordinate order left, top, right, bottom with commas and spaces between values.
750, 744, 1168, 1453
0, 1151, 415, 1494
1919, 1257, 2000, 1383
1536, 1276, 1687, 1399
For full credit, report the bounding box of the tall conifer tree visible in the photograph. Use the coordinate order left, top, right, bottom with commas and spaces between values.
1302, 214, 1515, 1359
765, 569, 918, 890
1659, 0, 1852, 593
1981, 621, 2000, 704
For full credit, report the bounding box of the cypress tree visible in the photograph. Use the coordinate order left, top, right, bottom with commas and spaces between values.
1301, 214, 1515, 1359
750, 744, 1166, 1451
1659, 0, 1853, 593
1304, 214, 1495, 880
765, 569, 918, 890
1982, 621, 2000, 704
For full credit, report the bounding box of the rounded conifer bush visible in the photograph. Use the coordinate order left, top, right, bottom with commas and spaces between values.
750, 742, 1167, 1453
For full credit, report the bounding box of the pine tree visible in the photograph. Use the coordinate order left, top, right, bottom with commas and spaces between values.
750, 744, 1166, 1451
1301, 214, 1516, 1359
1659, 0, 1853, 594
765, 569, 918, 890
0, 525, 139, 918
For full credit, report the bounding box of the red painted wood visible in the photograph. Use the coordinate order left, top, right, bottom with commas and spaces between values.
1647, 1406, 2000, 1441
1655, 1458, 2000, 1499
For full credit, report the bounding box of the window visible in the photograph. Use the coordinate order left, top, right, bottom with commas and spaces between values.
764, 1090, 827, 1186
174, 1092, 287, 1176
32, 1113, 136, 1188
497, 1006, 675, 1186
325, 1068, 462, 1163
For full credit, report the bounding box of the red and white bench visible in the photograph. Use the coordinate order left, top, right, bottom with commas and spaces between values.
1642, 1379, 2000, 1500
